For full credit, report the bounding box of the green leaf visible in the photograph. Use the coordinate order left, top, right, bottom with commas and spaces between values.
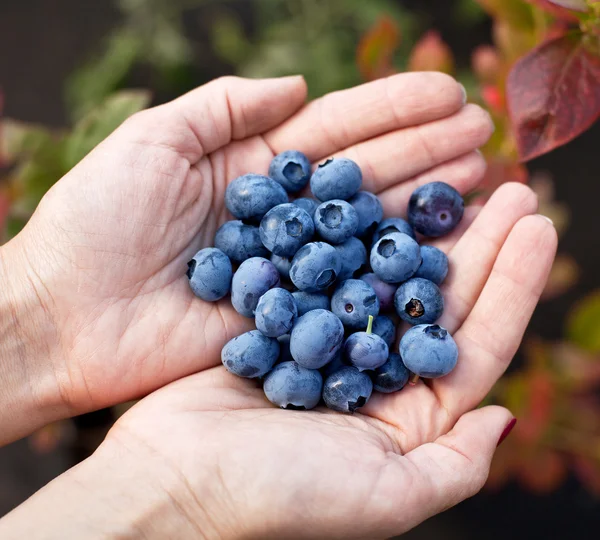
65, 30, 143, 121
0, 119, 55, 162
64, 90, 152, 169
567, 290, 600, 352
211, 10, 249, 65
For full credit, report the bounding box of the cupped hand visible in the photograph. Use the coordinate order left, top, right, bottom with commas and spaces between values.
5, 73, 496, 425
99, 189, 557, 538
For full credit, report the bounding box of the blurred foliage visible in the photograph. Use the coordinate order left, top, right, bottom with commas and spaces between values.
1, 0, 599, 495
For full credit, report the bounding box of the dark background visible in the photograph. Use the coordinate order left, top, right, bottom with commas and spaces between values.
1, 1, 599, 538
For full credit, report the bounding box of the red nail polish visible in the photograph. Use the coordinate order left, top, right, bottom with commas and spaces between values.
497, 418, 517, 447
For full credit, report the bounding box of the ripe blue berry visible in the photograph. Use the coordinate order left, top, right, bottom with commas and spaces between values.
271, 254, 292, 280
359, 273, 398, 312
214, 220, 269, 263
334, 237, 367, 281
187, 248, 232, 301
290, 309, 344, 369
221, 330, 279, 378
370, 232, 421, 284
372, 217, 416, 244
292, 197, 319, 218
225, 174, 288, 222
269, 150, 312, 193
260, 203, 314, 257
292, 291, 330, 316
289, 242, 341, 293
372, 353, 410, 393
344, 331, 389, 371
331, 279, 380, 329
231, 257, 280, 317
263, 361, 323, 410
414, 245, 449, 285
323, 366, 373, 413
310, 158, 362, 201
394, 277, 443, 325
371, 315, 396, 347
255, 288, 298, 338
400, 324, 458, 378
314, 200, 359, 245
349, 191, 383, 239
408, 181, 464, 237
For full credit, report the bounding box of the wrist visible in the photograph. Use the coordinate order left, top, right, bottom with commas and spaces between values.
0, 237, 63, 445
0, 434, 222, 539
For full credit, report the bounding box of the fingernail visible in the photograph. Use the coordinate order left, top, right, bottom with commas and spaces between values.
537, 214, 554, 226
459, 83, 467, 105
497, 418, 517, 447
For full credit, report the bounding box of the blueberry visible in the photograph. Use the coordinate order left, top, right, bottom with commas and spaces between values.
359, 273, 398, 312
323, 366, 373, 413
314, 200, 359, 245
186, 248, 232, 301
349, 191, 383, 238
277, 334, 294, 363
344, 331, 389, 371
255, 288, 298, 338
407, 181, 464, 237
260, 203, 315, 257
414, 245, 449, 285
370, 232, 421, 284
372, 353, 410, 393
372, 315, 396, 347
290, 309, 344, 369
263, 361, 323, 410
310, 158, 362, 201
394, 277, 443, 325
292, 291, 331, 316
221, 330, 279, 378
214, 220, 269, 263
399, 324, 458, 378
271, 253, 292, 280
331, 279, 379, 329
231, 257, 281, 317
289, 242, 341, 293
269, 150, 312, 193
225, 174, 288, 222
334, 237, 367, 281
372, 217, 416, 244
291, 197, 319, 218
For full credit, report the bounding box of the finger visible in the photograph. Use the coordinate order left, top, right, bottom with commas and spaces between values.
372, 406, 514, 537
333, 104, 494, 193
435, 215, 557, 416
438, 182, 539, 333
117, 76, 308, 162
265, 72, 466, 159
426, 205, 482, 254
378, 150, 487, 216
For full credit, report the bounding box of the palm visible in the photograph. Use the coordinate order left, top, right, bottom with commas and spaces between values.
15, 74, 554, 422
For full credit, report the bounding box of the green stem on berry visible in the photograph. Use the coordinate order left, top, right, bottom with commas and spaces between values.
366, 315, 374, 334
409, 373, 420, 386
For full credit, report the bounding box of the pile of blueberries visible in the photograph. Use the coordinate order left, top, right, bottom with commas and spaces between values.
186, 150, 463, 413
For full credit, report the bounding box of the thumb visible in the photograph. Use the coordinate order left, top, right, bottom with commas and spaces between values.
118, 75, 308, 162
372, 406, 515, 537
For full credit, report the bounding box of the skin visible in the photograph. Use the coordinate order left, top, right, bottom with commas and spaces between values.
0, 73, 557, 538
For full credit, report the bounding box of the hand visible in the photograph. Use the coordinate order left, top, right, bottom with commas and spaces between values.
1, 73, 496, 441
48, 191, 553, 539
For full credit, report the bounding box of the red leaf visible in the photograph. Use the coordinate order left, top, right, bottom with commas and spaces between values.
525, 0, 585, 19
507, 33, 600, 162
408, 31, 454, 74
356, 17, 400, 81
546, 0, 589, 12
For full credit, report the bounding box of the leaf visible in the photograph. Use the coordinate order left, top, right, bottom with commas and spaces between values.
0, 119, 55, 162
519, 449, 567, 493
507, 32, 600, 162
544, 0, 589, 13
541, 254, 580, 300
475, 0, 537, 29
408, 31, 454, 74
356, 16, 400, 81
567, 290, 600, 352
64, 90, 152, 169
